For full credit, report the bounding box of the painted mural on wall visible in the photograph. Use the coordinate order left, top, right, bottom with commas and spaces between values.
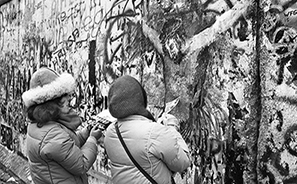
5, 0, 297, 184
102, 0, 258, 183
0, 0, 258, 183
259, 0, 297, 183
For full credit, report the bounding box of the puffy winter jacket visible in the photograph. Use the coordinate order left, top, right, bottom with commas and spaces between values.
26, 122, 98, 184
104, 115, 190, 184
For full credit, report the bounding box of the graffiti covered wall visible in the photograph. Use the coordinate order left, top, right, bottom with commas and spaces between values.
258, 0, 297, 183
0, 0, 114, 183
1, 0, 297, 183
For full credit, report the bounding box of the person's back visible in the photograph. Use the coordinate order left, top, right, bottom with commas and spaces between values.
27, 122, 89, 184
104, 75, 190, 184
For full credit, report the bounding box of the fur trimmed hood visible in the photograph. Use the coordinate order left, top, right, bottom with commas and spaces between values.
22, 67, 76, 108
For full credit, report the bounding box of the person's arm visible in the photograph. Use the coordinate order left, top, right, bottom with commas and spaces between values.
150, 124, 190, 173
40, 126, 98, 175
76, 125, 92, 147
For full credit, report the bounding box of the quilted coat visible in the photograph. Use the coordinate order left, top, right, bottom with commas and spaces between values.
104, 115, 190, 184
26, 121, 98, 184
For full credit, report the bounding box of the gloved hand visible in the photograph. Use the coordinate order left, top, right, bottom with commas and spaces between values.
80, 125, 91, 140
158, 114, 180, 131
90, 124, 103, 141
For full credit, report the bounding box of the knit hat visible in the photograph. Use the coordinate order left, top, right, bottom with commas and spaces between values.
108, 75, 155, 121
22, 67, 76, 108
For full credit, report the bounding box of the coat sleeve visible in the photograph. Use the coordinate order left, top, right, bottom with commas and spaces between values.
40, 126, 98, 176
150, 124, 190, 173
76, 127, 89, 147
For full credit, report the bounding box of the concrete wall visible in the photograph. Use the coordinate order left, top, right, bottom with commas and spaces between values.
258, 0, 297, 183
0, 0, 113, 183
1, 0, 297, 183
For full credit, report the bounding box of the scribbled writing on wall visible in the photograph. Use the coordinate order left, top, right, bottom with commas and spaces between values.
0, 124, 13, 150
102, 0, 256, 183
263, 2, 297, 86
0, 0, 260, 183
0, 56, 28, 153
260, 0, 297, 183
0, 0, 110, 168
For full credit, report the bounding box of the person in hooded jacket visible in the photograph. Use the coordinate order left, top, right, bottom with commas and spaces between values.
22, 67, 102, 184
104, 75, 190, 184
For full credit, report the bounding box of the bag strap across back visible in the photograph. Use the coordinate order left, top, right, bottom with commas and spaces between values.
114, 122, 158, 184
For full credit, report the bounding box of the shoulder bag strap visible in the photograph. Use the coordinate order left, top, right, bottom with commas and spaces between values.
114, 122, 158, 184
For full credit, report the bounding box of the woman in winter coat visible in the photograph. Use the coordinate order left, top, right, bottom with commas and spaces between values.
104, 75, 190, 184
22, 67, 102, 184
